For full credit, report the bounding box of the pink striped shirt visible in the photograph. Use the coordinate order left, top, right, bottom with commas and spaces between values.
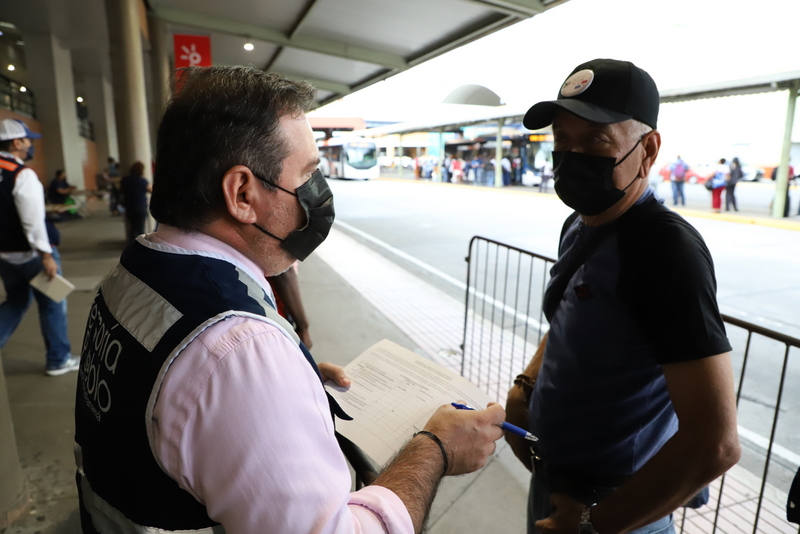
148, 226, 412, 534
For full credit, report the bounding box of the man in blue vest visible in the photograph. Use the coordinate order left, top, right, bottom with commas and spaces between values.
74, 66, 505, 534
504, 59, 741, 534
0, 118, 77, 376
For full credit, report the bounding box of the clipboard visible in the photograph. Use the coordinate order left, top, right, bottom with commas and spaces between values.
29, 272, 76, 303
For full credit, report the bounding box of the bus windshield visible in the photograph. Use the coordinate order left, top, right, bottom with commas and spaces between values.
344, 142, 378, 169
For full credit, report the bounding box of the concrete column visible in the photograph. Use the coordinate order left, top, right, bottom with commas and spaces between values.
106, 0, 152, 178
772, 81, 799, 218
23, 33, 84, 188
494, 119, 504, 187
147, 13, 171, 122
83, 73, 119, 167
0, 355, 28, 530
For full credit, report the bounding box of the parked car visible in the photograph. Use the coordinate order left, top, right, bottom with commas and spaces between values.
740, 165, 764, 182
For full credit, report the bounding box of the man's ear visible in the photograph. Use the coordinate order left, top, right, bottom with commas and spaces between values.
639, 130, 661, 178
220, 165, 266, 224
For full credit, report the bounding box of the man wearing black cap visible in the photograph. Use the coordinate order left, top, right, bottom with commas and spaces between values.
0, 118, 78, 376
505, 59, 740, 534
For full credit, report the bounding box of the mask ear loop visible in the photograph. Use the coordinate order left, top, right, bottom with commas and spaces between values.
613, 136, 644, 168
253, 222, 285, 242
250, 169, 309, 237
615, 134, 649, 192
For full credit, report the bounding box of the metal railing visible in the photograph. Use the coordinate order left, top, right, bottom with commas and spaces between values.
0, 73, 36, 118
78, 117, 95, 140
460, 235, 800, 534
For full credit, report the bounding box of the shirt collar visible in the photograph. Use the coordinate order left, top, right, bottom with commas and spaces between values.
147, 224, 272, 294
0, 151, 23, 164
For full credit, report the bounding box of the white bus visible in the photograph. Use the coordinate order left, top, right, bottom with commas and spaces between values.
318, 137, 380, 180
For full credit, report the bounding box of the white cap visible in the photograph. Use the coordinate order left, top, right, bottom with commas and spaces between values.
0, 119, 41, 141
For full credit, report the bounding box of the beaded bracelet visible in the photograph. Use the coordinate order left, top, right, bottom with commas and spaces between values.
413, 430, 449, 478
513, 374, 536, 398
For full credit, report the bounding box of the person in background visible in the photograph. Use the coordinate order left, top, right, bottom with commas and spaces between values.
513, 154, 523, 183
710, 158, 729, 213
501, 155, 512, 186
442, 153, 451, 183
483, 155, 494, 185
47, 169, 77, 205
669, 155, 688, 206
469, 154, 482, 183
0, 119, 78, 376
507, 58, 740, 534
539, 159, 553, 193
267, 262, 313, 348
726, 157, 743, 212
74, 66, 504, 534
120, 161, 152, 242
105, 157, 122, 216
449, 154, 464, 183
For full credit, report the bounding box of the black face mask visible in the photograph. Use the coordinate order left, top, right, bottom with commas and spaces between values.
552, 138, 642, 216
253, 169, 335, 261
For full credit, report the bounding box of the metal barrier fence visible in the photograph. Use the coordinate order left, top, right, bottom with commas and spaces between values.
0, 73, 36, 118
460, 235, 800, 534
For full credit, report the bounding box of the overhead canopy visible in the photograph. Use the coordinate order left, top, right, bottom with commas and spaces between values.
354, 104, 529, 137
354, 70, 800, 137
659, 70, 800, 103
150, 0, 569, 106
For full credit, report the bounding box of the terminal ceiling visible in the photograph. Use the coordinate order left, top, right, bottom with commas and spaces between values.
149, 0, 569, 106
0, 0, 569, 108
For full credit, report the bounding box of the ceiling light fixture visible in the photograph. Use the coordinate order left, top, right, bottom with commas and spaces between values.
77, 96, 84, 103
19, 86, 26, 92
7, 64, 14, 71
244, 42, 254, 51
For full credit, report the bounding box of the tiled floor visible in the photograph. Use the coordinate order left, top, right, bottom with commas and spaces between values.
320, 223, 799, 534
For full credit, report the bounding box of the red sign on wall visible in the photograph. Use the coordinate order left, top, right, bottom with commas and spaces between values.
173, 34, 212, 68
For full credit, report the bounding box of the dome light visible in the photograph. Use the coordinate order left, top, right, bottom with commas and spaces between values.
19, 86, 26, 92
77, 96, 84, 103
243, 42, 254, 51
7, 64, 15, 71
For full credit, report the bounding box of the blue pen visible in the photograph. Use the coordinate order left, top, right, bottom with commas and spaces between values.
451, 402, 538, 442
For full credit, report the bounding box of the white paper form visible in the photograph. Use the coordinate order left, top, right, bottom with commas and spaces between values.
325, 339, 492, 467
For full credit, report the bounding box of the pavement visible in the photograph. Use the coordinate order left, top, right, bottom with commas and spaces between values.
0, 198, 531, 534
380, 169, 800, 233
1, 184, 797, 534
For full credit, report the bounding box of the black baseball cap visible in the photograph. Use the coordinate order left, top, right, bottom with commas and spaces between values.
523, 58, 659, 130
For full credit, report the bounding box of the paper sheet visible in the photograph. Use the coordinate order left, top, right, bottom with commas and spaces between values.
29, 272, 75, 303
325, 339, 492, 467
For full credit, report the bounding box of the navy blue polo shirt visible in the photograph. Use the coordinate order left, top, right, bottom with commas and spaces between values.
529, 189, 731, 475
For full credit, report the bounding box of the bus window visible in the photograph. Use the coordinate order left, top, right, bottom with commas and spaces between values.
345, 142, 378, 170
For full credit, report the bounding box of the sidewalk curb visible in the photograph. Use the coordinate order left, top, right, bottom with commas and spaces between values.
671, 207, 800, 231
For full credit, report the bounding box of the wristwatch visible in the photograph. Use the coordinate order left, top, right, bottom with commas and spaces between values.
579, 506, 599, 534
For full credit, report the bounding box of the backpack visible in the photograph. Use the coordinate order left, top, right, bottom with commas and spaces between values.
673, 161, 687, 179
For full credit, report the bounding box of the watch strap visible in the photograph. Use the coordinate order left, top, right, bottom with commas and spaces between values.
579, 506, 599, 534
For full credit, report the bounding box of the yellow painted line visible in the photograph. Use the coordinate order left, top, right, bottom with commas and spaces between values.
375, 176, 800, 232
671, 208, 800, 231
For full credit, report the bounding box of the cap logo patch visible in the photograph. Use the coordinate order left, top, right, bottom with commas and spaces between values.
561, 69, 594, 98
